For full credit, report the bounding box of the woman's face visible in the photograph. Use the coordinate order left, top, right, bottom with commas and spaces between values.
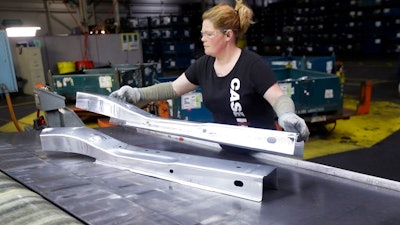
201, 19, 226, 57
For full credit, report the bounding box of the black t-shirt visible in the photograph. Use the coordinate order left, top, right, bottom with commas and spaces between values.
185, 49, 277, 130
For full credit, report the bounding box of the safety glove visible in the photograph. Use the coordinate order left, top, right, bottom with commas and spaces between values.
273, 94, 310, 142
278, 112, 310, 142
109, 85, 140, 104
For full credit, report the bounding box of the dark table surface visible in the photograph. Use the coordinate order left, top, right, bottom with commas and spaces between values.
1, 126, 400, 225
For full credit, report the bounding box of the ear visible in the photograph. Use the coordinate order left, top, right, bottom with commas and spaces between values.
225, 29, 233, 39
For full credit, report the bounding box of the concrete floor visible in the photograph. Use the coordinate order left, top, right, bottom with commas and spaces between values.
309, 57, 400, 182
304, 58, 400, 158
0, 94, 35, 127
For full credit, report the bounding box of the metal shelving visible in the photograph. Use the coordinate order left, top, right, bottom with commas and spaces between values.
128, 2, 203, 76
247, 0, 400, 57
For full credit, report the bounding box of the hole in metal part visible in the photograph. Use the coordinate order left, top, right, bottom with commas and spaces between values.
169, 169, 174, 173
234, 180, 244, 187
267, 136, 277, 144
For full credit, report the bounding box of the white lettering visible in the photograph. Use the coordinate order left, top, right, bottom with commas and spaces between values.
229, 78, 248, 126
230, 78, 240, 90
233, 111, 245, 117
230, 89, 240, 102
230, 102, 241, 112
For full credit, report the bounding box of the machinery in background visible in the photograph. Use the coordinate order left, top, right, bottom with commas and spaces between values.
33, 87, 84, 129
49, 63, 159, 101
0, 30, 26, 132
0, 30, 18, 93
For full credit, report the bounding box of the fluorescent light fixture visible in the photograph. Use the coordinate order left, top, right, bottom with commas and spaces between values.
6, 27, 41, 37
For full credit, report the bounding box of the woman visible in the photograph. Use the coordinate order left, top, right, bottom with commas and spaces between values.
110, 0, 310, 151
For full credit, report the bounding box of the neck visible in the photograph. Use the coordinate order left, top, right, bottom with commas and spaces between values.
215, 45, 241, 65
213, 45, 242, 77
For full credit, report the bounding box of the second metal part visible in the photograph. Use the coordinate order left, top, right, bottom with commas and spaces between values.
40, 127, 277, 201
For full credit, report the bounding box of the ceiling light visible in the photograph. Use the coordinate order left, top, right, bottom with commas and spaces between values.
5, 27, 41, 37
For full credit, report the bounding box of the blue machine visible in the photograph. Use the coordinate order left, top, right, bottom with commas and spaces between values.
0, 30, 18, 93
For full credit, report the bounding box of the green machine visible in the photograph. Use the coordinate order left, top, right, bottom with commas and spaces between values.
274, 68, 343, 116
51, 70, 119, 101
51, 63, 159, 100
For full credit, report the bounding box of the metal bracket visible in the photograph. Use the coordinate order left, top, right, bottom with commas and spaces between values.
40, 127, 277, 202
75, 92, 304, 157
34, 88, 85, 128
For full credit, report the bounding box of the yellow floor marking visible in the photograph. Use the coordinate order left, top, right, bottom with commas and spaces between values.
0, 112, 38, 132
304, 98, 400, 159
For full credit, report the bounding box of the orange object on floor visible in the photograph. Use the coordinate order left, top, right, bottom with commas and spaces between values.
356, 80, 372, 115
97, 117, 117, 127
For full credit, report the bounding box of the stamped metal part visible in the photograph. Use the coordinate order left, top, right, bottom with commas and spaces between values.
40, 127, 277, 202
75, 92, 304, 157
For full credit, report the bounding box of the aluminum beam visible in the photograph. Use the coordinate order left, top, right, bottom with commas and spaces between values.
40, 127, 278, 202
75, 92, 304, 157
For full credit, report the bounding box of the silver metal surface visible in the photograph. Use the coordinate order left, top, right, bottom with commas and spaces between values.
34, 87, 66, 111
141, 128, 400, 194
2, 128, 400, 224
75, 92, 304, 157
253, 151, 400, 193
34, 88, 85, 127
40, 127, 277, 201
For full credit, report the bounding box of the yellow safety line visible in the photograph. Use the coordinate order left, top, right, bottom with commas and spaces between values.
0, 112, 37, 132
304, 98, 400, 159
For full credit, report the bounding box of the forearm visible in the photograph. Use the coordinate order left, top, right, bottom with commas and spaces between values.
272, 95, 295, 117
139, 82, 178, 101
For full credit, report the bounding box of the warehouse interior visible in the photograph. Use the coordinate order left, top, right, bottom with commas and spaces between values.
0, 0, 400, 224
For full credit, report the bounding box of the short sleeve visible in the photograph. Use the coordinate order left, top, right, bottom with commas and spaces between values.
184, 55, 210, 85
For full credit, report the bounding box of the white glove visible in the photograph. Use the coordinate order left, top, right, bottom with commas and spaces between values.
278, 112, 310, 142
109, 85, 140, 103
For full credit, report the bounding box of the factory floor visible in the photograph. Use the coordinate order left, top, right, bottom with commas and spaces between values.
308, 57, 400, 182
0, 57, 399, 182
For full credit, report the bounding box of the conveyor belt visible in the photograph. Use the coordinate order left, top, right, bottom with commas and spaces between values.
0, 171, 83, 224
1, 127, 400, 225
